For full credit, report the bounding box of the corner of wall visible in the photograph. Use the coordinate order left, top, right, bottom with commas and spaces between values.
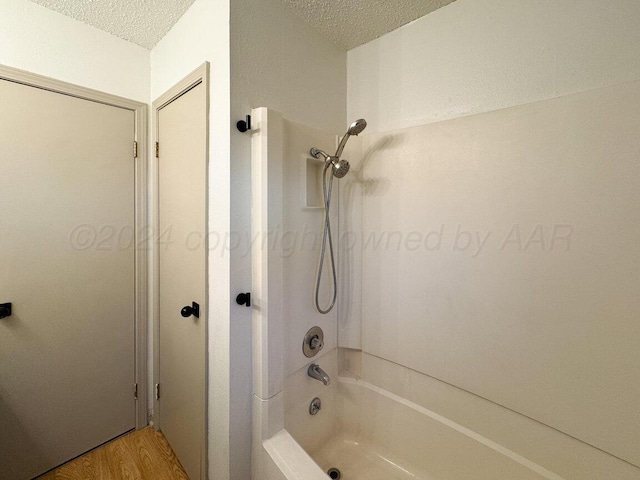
1, 0, 150, 102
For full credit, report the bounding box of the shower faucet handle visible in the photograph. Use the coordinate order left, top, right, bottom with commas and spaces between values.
303, 326, 324, 358
309, 335, 323, 351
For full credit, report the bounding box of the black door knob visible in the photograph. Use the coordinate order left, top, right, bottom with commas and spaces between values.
0, 303, 12, 319
236, 292, 251, 307
180, 302, 200, 318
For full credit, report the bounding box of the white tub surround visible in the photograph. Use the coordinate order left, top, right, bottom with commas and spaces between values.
356, 351, 640, 480
347, 81, 640, 468
251, 107, 342, 479
252, 84, 640, 479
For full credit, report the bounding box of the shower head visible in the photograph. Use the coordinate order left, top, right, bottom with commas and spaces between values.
310, 149, 351, 178
330, 158, 350, 178
335, 118, 367, 158
347, 118, 368, 136
309, 118, 364, 179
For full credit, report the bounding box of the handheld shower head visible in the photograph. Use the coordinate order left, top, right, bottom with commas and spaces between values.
347, 118, 368, 136
308, 119, 366, 314
335, 118, 367, 158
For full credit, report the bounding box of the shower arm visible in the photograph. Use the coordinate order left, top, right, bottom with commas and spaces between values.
310, 148, 330, 161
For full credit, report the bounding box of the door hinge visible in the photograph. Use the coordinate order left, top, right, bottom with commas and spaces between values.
155, 383, 160, 400
134, 383, 138, 400
155, 142, 159, 158
133, 141, 138, 158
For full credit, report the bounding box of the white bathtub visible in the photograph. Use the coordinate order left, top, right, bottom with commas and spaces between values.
280, 368, 563, 480
256, 350, 640, 480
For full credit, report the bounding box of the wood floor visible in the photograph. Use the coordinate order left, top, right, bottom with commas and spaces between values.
36, 427, 189, 480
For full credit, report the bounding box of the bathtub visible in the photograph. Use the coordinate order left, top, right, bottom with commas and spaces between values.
256, 349, 640, 480
278, 357, 563, 480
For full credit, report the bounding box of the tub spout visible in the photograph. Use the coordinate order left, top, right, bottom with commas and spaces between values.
307, 364, 330, 385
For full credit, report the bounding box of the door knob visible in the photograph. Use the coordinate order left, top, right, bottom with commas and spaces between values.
0, 303, 12, 319
236, 292, 251, 307
180, 302, 200, 318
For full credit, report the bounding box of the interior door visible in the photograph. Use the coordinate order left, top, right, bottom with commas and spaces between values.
0, 78, 137, 479
157, 79, 207, 480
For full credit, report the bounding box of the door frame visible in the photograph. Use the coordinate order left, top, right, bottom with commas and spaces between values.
0, 64, 149, 429
151, 62, 210, 431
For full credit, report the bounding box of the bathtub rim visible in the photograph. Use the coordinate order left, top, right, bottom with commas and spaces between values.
272, 372, 566, 480
333, 376, 566, 480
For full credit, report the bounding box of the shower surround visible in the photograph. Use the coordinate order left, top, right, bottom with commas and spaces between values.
251, 80, 640, 480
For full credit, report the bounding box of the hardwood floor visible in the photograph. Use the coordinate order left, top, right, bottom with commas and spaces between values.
36, 427, 189, 480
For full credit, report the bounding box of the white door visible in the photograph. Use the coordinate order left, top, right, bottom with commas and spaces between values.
0, 78, 137, 478
156, 78, 207, 480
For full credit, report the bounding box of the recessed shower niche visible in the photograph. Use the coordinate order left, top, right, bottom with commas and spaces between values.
304, 156, 325, 209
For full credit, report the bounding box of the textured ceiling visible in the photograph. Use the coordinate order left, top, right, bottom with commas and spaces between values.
27, 0, 456, 51
279, 0, 458, 50
28, 0, 196, 49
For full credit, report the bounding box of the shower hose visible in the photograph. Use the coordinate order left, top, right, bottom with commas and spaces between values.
315, 161, 338, 314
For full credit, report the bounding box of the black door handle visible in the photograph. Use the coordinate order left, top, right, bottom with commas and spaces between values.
180, 302, 200, 318
236, 292, 251, 307
0, 303, 12, 319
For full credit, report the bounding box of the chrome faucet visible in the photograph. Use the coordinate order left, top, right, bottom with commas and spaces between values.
307, 364, 330, 385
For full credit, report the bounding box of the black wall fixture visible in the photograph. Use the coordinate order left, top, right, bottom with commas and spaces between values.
0, 303, 12, 319
236, 115, 251, 133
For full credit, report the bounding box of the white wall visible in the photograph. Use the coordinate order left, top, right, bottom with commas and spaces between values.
348, 0, 640, 133
0, 0, 149, 102
358, 84, 640, 466
230, 2, 345, 478
344, 0, 640, 470
150, 1, 231, 478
